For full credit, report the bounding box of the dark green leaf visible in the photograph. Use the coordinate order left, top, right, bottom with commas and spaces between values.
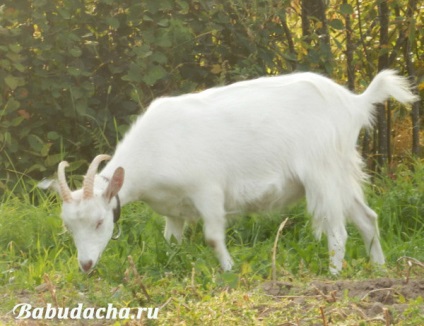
122, 63, 143, 83
329, 19, 345, 30
340, 3, 354, 15
8, 44, 22, 53
70, 47, 82, 57
156, 31, 173, 48
142, 65, 167, 86
5, 75, 25, 90
27, 134, 44, 152
5, 98, 20, 112
47, 131, 60, 140
45, 153, 64, 167
106, 17, 120, 30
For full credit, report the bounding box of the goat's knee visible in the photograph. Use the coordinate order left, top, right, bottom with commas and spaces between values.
203, 220, 233, 271
192, 188, 233, 270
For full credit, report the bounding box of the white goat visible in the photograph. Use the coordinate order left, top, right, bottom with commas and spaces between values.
42, 70, 418, 274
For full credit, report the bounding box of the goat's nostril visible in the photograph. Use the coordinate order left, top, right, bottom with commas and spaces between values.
80, 260, 93, 273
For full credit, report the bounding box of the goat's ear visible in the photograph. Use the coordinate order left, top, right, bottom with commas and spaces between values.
103, 167, 125, 202
38, 178, 60, 193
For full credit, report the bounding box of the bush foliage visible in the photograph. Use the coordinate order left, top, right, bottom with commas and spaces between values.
0, 0, 294, 189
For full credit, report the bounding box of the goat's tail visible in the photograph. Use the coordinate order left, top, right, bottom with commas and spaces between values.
360, 69, 419, 105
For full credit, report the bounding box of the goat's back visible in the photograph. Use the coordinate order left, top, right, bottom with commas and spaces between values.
135, 72, 360, 168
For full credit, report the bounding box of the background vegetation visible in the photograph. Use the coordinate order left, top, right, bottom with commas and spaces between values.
0, 0, 423, 191
0, 0, 423, 324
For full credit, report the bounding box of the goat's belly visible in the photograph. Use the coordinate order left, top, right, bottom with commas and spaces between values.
225, 179, 305, 215
146, 196, 201, 221
143, 179, 304, 220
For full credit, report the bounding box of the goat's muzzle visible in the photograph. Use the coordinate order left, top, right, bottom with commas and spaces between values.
80, 259, 93, 273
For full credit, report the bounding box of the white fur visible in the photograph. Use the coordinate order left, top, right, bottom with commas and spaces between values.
55, 70, 419, 274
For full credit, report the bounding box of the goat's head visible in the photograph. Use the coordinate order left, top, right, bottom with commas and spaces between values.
54, 155, 124, 273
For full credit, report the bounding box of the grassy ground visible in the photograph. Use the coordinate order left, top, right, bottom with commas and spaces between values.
1, 161, 423, 325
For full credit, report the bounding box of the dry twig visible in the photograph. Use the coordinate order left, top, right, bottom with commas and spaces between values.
383, 307, 392, 326
159, 296, 173, 310
124, 255, 151, 302
360, 287, 395, 301
312, 285, 337, 303
43, 273, 59, 307
272, 217, 289, 282
397, 256, 424, 284
319, 306, 328, 326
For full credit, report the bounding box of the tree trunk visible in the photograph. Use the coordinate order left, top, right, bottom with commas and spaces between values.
376, 0, 390, 168
344, 0, 355, 91
357, 0, 373, 161
301, 0, 332, 73
405, 40, 421, 157
403, 0, 421, 157
280, 10, 297, 71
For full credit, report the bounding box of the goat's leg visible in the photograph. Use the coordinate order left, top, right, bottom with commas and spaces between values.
192, 188, 233, 271
349, 198, 385, 265
325, 222, 348, 275
305, 178, 348, 275
164, 216, 185, 244
203, 217, 233, 271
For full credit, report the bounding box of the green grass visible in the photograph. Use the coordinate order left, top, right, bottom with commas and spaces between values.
0, 161, 423, 325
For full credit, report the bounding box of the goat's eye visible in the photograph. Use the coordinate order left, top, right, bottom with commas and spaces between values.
95, 220, 103, 229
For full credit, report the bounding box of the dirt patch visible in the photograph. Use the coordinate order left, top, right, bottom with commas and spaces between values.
308, 278, 424, 304
262, 278, 424, 322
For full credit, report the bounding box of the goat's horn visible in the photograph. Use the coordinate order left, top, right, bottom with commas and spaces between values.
58, 161, 73, 203
82, 154, 111, 200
